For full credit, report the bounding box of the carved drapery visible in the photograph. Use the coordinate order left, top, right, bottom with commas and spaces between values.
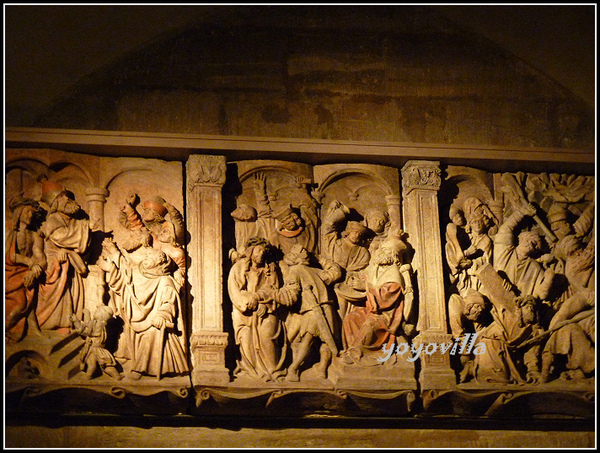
4, 145, 594, 420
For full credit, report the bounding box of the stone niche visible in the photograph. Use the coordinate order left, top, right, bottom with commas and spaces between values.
4, 139, 595, 422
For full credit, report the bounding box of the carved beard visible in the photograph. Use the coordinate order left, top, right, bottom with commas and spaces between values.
62, 200, 81, 216
374, 248, 399, 266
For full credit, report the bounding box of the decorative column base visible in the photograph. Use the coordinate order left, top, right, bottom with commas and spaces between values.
413, 332, 457, 390
190, 331, 230, 386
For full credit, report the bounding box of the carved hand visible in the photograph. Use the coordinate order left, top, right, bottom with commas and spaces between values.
152, 316, 166, 330
57, 249, 69, 263
254, 172, 266, 191
247, 294, 259, 311
126, 193, 139, 207
519, 202, 537, 217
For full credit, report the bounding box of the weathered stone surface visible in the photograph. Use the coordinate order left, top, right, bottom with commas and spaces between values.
33, 7, 593, 149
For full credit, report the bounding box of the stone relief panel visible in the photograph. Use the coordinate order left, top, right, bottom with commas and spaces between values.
439, 166, 595, 400
5, 149, 190, 414
4, 148, 594, 419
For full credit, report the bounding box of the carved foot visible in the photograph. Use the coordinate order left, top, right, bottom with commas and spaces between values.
128, 370, 143, 380
286, 368, 300, 382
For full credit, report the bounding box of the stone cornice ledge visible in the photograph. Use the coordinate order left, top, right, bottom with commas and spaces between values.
5, 127, 595, 175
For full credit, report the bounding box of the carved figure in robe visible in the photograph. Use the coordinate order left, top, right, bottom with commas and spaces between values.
120, 193, 186, 287
462, 198, 495, 294
340, 233, 413, 366
277, 245, 343, 381
447, 289, 490, 382
472, 295, 545, 384
98, 231, 189, 380
540, 235, 595, 382
36, 179, 90, 334
253, 172, 319, 256
364, 208, 391, 256
493, 202, 556, 305
5, 197, 46, 341
321, 200, 371, 324
227, 237, 292, 381
70, 304, 122, 380
445, 204, 472, 293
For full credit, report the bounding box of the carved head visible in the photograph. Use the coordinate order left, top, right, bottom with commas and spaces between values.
121, 228, 153, 252
516, 229, 543, 257
9, 197, 41, 228
343, 221, 368, 244
273, 204, 303, 231
365, 209, 390, 234
515, 295, 539, 327
231, 204, 257, 222
244, 237, 272, 265
142, 196, 167, 222
463, 289, 486, 321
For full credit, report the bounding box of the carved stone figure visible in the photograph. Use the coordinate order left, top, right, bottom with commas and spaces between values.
493, 202, 556, 303
540, 235, 595, 382
471, 294, 545, 384
364, 208, 391, 256
227, 237, 291, 381
5, 197, 47, 342
445, 203, 471, 293
119, 193, 186, 288
70, 305, 122, 380
253, 172, 319, 256
278, 245, 343, 381
461, 197, 495, 294
340, 233, 413, 366
447, 289, 490, 382
321, 200, 371, 322
36, 179, 91, 335
98, 231, 189, 380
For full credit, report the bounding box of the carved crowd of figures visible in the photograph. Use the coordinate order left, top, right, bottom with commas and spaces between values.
5, 165, 594, 388
227, 171, 415, 382
5, 177, 189, 381
444, 172, 595, 385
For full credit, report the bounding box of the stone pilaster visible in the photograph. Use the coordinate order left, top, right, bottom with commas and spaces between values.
84, 187, 109, 312
186, 154, 230, 386
401, 160, 456, 390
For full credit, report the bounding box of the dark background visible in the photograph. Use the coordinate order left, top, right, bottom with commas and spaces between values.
4, 4, 596, 127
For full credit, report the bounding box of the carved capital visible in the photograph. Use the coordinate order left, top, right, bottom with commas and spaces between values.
187, 154, 227, 188
401, 160, 441, 194
84, 187, 109, 203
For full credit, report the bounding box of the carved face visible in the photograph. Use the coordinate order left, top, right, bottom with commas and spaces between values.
366, 211, 388, 234
518, 303, 537, 326
279, 211, 302, 230
142, 206, 162, 223
345, 229, 363, 245
551, 220, 572, 239
19, 204, 36, 225
250, 244, 267, 265
468, 216, 488, 235
55, 193, 81, 216
516, 232, 541, 257
465, 302, 484, 321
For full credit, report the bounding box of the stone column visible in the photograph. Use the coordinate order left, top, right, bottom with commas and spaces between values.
401, 160, 456, 390
186, 154, 230, 386
84, 187, 109, 312
385, 194, 402, 232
